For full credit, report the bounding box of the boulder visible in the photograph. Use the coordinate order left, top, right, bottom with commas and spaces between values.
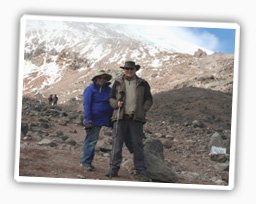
21, 122, 29, 137
144, 138, 178, 183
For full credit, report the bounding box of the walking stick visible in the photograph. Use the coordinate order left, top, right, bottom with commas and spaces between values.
109, 92, 124, 179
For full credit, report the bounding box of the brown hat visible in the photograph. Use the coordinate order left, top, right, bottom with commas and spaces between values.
92, 70, 112, 81
120, 61, 140, 71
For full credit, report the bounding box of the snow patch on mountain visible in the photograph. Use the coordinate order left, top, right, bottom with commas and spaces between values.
22, 20, 217, 96
23, 58, 62, 92
151, 59, 162, 67
109, 53, 120, 63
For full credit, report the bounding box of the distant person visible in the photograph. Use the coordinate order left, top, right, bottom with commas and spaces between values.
81, 70, 113, 171
105, 61, 153, 182
53, 94, 58, 105
48, 94, 53, 105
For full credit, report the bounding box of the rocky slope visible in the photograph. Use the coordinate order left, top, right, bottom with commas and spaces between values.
19, 84, 232, 185
23, 51, 234, 108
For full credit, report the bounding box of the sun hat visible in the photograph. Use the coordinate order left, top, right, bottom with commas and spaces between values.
91, 70, 112, 81
120, 61, 140, 71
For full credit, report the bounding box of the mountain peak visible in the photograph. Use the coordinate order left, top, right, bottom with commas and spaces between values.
22, 21, 231, 104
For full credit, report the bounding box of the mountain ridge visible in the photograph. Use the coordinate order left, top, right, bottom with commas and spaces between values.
22, 21, 233, 105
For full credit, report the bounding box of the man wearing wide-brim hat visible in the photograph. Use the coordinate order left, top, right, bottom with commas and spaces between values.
106, 61, 153, 182
120, 61, 141, 71
81, 70, 113, 171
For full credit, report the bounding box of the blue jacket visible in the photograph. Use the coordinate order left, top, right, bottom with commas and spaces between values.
83, 82, 113, 127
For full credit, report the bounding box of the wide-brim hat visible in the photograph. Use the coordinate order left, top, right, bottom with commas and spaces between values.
92, 70, 112, 81
120, 61, 140, 71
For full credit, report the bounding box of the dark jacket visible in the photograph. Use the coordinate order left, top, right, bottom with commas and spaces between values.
109, 75, 153, 123
83, 82, 113, 127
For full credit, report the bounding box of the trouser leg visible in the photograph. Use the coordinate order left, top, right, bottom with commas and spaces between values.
110, 120, 126, 171
124, 133, 133, 153
81, 126, 101, 165
129, 120, 146, 172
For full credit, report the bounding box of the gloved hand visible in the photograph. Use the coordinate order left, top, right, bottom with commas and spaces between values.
85, 121, 93, 130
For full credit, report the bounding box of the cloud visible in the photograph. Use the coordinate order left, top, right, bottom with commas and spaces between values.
26, 20, 222, 54
113, 24, 220, 53
177, 28, 220, 51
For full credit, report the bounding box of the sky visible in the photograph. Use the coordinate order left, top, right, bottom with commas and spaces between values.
114, 23, 237, 54
185, 27, 236, 54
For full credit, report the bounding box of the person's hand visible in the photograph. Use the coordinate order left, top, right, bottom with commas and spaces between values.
117, 101, 124, 108
85, 121, 93, 130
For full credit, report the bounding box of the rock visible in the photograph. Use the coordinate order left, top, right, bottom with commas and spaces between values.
21, 122, 29, 137
38, 138, 56, 147
65, 138, 77, 146
30, 123, 41, 132
210, 153, 229, 163
58, 119, 69, 126
40, 121, 50, 129
27, 131, 42, 141
181, 171, 200, 183
214, 162, 229, 171
153, 132, 162, 138
144, 138, 164, 159
210, 177, 227, 185
96, 137, 112, 152
208, 132, 230, 161
193, 48, 207, 58
56, 130, 64, 137
161, 138, 174, 148
67, 112, 79, 120
192, 120, 205, 128
99, 127, 113, 137
122, 158, 134, 174
60, 135, 69, 141
209, 132, 223, 147
77, 174, 86, 179
144, 138, 178, 183
221, 172, 229, 183
103, 153, 110, 157
209, 132, 224, 149
38, 117, 50, 123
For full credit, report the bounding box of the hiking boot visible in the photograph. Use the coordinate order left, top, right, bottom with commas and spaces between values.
133, 171, 152, 182
105, 169, 118, 178
80, 164, 95, 171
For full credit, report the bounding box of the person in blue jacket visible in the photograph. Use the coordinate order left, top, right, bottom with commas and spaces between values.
81, 70, 113, 171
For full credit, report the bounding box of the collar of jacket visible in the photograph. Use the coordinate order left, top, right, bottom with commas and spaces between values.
115, 75, 145, 86
93, 81, 111, 89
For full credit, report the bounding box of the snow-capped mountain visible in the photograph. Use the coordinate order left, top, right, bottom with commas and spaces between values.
22, 21, 164, 93
21, 20, 233, 104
